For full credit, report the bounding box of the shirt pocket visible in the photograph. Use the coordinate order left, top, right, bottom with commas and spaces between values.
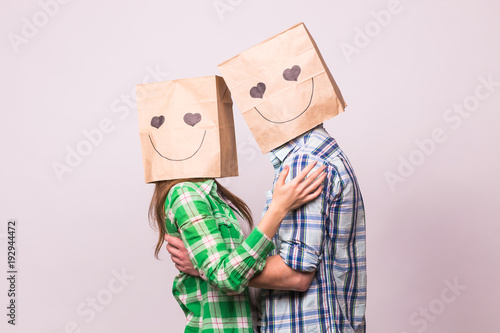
213, 213, 239, 251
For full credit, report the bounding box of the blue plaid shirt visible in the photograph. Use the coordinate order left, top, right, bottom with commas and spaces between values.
260, 124, 367, 333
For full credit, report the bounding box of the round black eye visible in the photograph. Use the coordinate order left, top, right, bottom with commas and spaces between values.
151, 115, 165, 129
283, 65, 301, 81
183, 113, 201, 127
250, 82, 266, 99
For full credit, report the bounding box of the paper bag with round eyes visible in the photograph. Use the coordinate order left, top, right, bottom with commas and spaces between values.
136, 75, 238, 183
218, 22, 347, 153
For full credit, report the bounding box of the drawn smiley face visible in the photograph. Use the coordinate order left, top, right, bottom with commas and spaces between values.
137, 75, 238, 183
217, 23, 347, 154
148, 112, 206, 161
248, 65, 314, 124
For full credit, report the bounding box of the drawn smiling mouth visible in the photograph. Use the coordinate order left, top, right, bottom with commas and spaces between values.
253, 77, 314, 124
148, 131, 207, 161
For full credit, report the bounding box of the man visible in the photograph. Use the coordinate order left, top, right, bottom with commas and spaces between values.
249, 123, 366, 333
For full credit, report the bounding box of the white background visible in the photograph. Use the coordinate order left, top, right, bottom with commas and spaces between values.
1, 0, 499, 332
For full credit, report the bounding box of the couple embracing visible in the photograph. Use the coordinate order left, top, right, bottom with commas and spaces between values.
136, 23, 366, 333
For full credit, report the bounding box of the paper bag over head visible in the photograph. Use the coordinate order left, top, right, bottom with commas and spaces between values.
218, 22, 347, 153
136, 75, 238, 183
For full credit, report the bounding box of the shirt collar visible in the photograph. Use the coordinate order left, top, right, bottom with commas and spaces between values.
268, 124, 322, 170
201, 179, 228, 208
199, 179, 216, 196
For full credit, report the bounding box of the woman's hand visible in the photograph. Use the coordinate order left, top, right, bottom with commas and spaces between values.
256, 161, 326, 239
270, 161, 326, 215
164, 234, 199, 277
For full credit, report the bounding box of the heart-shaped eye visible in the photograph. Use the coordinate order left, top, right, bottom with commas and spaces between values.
184, 113, 201, 127
250, 82, 266, 99
283, 65, 301, 81
151, 115, 165, 129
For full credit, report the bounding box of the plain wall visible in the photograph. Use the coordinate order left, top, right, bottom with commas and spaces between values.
1, 0, 499, 332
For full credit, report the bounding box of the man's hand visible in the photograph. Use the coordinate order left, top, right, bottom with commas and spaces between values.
164, 234, 199, 277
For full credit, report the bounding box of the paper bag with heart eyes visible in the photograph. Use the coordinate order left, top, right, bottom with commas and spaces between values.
218, 22, 347, 153
136, 75, 238, 183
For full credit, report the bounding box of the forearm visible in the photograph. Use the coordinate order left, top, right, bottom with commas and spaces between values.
255, 203, 288, 239
194, 227, 274, 295
248, 255, 315, 292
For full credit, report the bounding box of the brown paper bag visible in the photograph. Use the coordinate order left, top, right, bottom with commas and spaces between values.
218, 22, 347, 153
136, 75, 238, 183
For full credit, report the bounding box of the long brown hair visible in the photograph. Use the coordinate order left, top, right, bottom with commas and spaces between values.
148, 178, 253, 259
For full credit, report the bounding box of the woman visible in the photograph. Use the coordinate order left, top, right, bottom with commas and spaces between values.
149, 162, 325, 332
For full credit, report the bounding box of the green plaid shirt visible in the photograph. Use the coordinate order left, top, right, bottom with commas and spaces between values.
165, 179, 275, 333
